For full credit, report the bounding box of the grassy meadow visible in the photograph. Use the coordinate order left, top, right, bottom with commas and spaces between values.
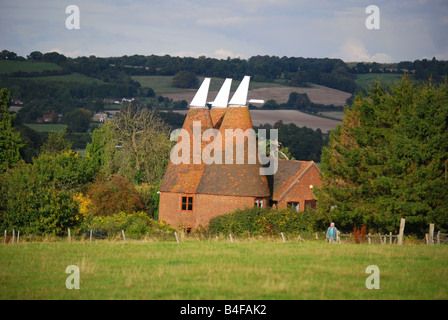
0, 60, 62, 75
132, 75, 285, 95
1, 239, 447, 300
24, 124, 67, 132
355, 73, 404, 90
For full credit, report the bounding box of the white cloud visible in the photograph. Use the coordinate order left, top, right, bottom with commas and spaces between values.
213, 49, 244, 59
335, 39, 392, 63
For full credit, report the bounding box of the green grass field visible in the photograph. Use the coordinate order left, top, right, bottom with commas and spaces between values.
1, 240, 446, 300
132, 76, 285, 95
24, 124, 67, 132
0, 60, 62, 75
15, 74, 104, 85
355, 73, 404, 90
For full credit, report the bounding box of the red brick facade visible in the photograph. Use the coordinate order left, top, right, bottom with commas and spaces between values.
159, 192, 269, 229
275, 163, 322, 211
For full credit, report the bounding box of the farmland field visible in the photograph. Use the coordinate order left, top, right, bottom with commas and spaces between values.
355, 73, 403, 90
0, 60, 62, 75
172, 109, 342, 133
13, 74, 104, 84
133, 76, 351, 106
1, 240, 447, 300
24, 123, 67, 132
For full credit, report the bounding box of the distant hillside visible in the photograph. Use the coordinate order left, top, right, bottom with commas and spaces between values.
0, 60, 62, 75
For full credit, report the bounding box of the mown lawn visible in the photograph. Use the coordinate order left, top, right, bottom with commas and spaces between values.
1, 240, 447, 300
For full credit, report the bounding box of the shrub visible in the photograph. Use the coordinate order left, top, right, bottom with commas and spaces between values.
208, 207, 315, 237
81, 211, 174, 238
134, 182, 160, 219
86, 174, 144, 217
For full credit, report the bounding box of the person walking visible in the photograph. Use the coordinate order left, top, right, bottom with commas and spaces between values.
326, 222, 338, 243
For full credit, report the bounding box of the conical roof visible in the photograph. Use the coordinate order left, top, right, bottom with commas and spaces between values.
160, 78, 213, 193
196, 76, 270, 198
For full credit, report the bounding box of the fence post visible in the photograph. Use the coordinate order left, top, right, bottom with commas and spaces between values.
3, 230, 5, 244
398, 218, 405, 245
437, 231, 440, 245
315, 233, 318, 240
429, 224, 434, 245
17, 231, 19, 244
174, 232, 179, 244
281, 232, 286, 243
68, 228, 71, 242
389, 232, 392, 245
122, 230, 126, 241
229, 233, 234, 243
12, 229, 15, 244
368, 233, 371, 244
337, 230, 341, 243
89, 230, 92, 242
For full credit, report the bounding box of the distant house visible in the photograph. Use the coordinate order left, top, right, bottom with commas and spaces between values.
122, 98, 135, 103
39, 112, 63, 123
103, 98, 122, 105
43, 114, 53, 123
271, 160, 321, 212
93, 112, 108, 123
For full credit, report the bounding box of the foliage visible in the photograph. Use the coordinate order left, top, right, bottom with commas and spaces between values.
0, 88, 24, 171
80, 211, 174, 238
286, 92, 311, 109
172, 71, 199, 89
63, 108, 92, 133
40, 129, 72, 156
134, 182, 161, 219
86, 104, 173, 184
316, 78, 448, 235
0, 149, 98, 235
208, 207, 314, 236
85, 174, 144, 217
256, 121, 325, 162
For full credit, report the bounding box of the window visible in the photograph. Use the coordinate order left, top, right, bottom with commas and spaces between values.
254, 198, 264, 208
287, 202, 300, 213
181, 196, 193, 211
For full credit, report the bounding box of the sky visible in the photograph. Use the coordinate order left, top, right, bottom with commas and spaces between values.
1, 0, 447, 63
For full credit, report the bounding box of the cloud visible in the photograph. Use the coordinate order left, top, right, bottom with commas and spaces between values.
196, 17, 246, 28
1, 0, 447, 62
335, 39, 393, 63
213, 49, 244, 59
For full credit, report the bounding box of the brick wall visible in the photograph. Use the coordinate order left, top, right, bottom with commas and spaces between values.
159, 192, 268, 229
277, 164, 322, 211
